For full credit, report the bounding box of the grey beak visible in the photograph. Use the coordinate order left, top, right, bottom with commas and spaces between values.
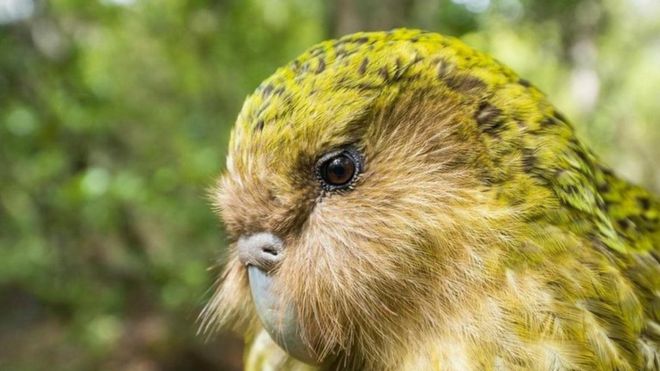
248, 265, 321, 365
238, 233, 324, 364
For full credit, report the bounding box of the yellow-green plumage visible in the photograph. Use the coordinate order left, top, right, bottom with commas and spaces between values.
208, 29, 660, 370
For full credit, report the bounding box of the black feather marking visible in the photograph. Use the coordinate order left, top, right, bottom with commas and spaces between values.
358, 58, 369, 75
444, 75, 486, 93
261, 83, 274, 98
379, 66, 390, 80
522, 148, 537, 173
475, 102, 505, 136
316, 57, 326, 74
637, 197, 651, 211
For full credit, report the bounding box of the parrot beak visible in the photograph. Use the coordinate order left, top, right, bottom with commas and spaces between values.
247, 265, 323, 365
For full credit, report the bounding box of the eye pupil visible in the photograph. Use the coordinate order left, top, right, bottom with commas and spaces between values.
322, 154, 356, 187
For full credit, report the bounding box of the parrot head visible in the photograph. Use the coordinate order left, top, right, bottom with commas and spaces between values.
203, 29, 591, 367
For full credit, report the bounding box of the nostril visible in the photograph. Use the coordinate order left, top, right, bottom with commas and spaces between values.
262, 245, 279, 256
237, 232, 284, 271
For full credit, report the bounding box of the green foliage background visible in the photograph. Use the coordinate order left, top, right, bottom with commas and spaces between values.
0, 0, 658, 370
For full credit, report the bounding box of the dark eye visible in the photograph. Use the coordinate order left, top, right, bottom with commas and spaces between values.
316, 149, 362, 191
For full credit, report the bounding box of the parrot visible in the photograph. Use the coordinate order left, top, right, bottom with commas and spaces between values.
202, 29, 660, 370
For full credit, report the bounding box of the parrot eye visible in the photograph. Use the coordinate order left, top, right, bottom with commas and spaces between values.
316, 148, 362, 191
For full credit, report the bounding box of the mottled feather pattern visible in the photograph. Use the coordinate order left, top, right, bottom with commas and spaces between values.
205, 29, 660, 370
